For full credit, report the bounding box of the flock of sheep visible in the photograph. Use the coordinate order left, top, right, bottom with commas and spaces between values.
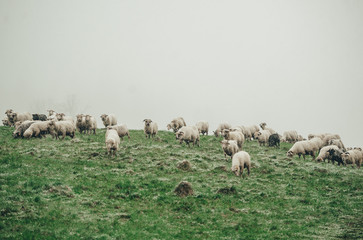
3, 110, 362, 178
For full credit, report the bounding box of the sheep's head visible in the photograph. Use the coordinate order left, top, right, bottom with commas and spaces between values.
166, 124, 171, 130
85, 115, 91, 122
143, 119, 152, 127
9, 113, 17, 121
260, 122, 266, 129
5, 109, 13, 115
286, 150, 294, 157
100, 114, 107, 121
213, 131, 220, 137
47, 110, 55, 116
231, 165, 240, 176
2, 119, 8, 125
308, 134, 315, 140
222, 129, 230, 138
176, 131, 184, 140
76, 114, 83, 122
253, 131, 261, 139
56, 113, 63, 121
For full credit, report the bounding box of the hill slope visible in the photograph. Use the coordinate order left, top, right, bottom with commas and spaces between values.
0, 127, 362, 239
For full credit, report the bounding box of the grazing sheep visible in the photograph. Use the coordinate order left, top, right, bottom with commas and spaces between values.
46, 110, 57, 121
105, 127, 120, 157
23, 121, 52, 138
85, 115, 97, 134
268, 133, 280, 148
143, 119, 158, 138
32, 114, 47, 121
2, 118, 11, 126
316, 145, 340, 162
297, 135, 305, 141
12, 120, 36, 138
341, 149, 362, 168
253, 130, 271, 146
167, 117, 187, 133
287, 140, 316, 160
308, 133, 330, 140
195, 121, 209, 135
49, 120, 75, 140
110, 124, 130, 141
237, 126, 252, 141
283, 130, 298, 143
100, 114, 117, 127
213, 123, 232, 137
76, 114, 87, 134
327, 148, 346, 166
328, 139, 346, 151
222, 129, 244, 150
176, 126, 200, 147
231, 151, 251, 177
221, 140, 238, 160
259, 122, 276, 134
309, 137, 324, 153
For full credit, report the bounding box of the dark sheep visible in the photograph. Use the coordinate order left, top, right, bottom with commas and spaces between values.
327, 148, 345, 166
268, 133, 280, 148
32, 114, 47, 121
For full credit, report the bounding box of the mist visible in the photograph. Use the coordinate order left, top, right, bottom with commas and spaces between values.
1, 0, 362, 146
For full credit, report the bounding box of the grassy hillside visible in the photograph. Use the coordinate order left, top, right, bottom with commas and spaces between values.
0, 126, 362, 239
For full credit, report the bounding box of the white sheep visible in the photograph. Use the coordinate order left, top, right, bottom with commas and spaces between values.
322, 134, 341, 147
167, 117, 186, 133
105, 127, 120, 157
100, 114, 118, 127
176, 126, 200, 147
259, 122, 276, 134
110, 124, 130, 141
341, 149, 362, 168
195, 121, 209, 135
213, 123, 232, 137
222, 129, 244, 150
143, 119, 158, 138
253, 130, 271, 146
8, 112, 32, 126
76, 114, 87, 134
309, 137, 324, 153
12, 120, 36, 138
2, 118, 11, 126
49, 120, 75, 140
231, 151, 251, 177
23, 121, 52, 138
328, 139, 346, 151
287, 140, 316, 160
85, 115, 97, 134
56, 113, 75, 124
308, 133, 329, 140
283, 130, 298, 143
316, 145, 340, 162
221, 140, 238, 160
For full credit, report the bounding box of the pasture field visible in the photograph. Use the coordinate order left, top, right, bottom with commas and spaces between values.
0, 126, 362, 239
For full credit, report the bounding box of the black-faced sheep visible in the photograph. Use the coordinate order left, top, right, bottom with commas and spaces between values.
253, 130, 271, 146
316, 145, 340, 162
231, 151, 251, 177
32, 114, 47, 121
176, 126, 200, 147
327, 148, 345, 166
221, 140, 238, 160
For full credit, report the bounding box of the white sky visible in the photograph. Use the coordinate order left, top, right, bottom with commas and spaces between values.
1, 0, 362, 146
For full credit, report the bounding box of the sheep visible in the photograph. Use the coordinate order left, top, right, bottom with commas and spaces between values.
76, 114, 87, 134
259, 122, 276, 134
309, 137, 324, 153
328, 139, 346, 151
287, 140, 316, 160
176, 126, 200, 147
253, 130, 271, 146
283, 130, 298, 143
341, 149, 362, 168
105, 127, 120, 157
222, 129, 244, 150
322, 134, 341, 147
231, 151, 251, 177
213, 123, 232, 137
221, 140, 238, 160
46, 110, 58, 121
327, 148, 346, 166
48, 120, 75, 140
316, 145, 340, 162
23, 121, 52, 138
297, 135, 305, 141
238, 126, 252, 141
8, 112, 32, 125
2, 118, 11, 126
167, 117, 187, 133
12, 120, 36, 138
110, 124, 130, 141
100, 114, 117, 127
268, 133, 280, 148
32, 114, 47, 121
85, 115, 97, 134
56, 113, 75, 124
195, 121, 209, 135
308, 133, 329, 140
143, 119, 158, 138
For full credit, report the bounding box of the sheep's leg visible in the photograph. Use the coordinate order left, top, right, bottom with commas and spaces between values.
240, 166, 244, 178
246, 164, 250, 176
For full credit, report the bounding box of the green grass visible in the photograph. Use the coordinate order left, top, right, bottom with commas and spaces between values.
0, 126, 362, 239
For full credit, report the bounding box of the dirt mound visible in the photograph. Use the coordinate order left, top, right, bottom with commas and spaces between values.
174, 181, 194, 197
217, 186, 237, 195
177, 160, 192, 171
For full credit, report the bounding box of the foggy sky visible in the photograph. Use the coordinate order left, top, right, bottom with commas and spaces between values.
1, 0, 363, 147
